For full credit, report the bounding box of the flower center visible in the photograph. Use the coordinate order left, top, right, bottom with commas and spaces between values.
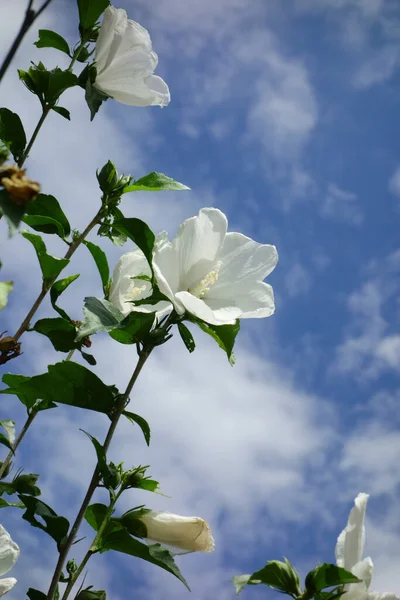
125, 280, 148, 301
188, 262, 222, 299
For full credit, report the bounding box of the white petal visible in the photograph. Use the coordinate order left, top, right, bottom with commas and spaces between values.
95, 6, 128, 73
173, 208, 227, 291
0, 578, 16, 597
352, 558, 374, 589
367, 593, 400, 600
96, 71, 169, 107
141, 511, 215, 553
109, 249, 152, 316
175, 291, 237, 325
207, 281, 275, 319
0, 526, 19, 576
152, 238, 181, 307
335, 493, 369, 571
211, 233, 278, 299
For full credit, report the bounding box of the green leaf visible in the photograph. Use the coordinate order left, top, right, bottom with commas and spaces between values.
0, 434, 12, 451
232, 575, 252, 595
76, 588, 106, 600
0, 281, 13, 310
0, 419, 15, 446
52, 106, 71, 120
82, 431, 118, 489
22, 231, 69, 284
122, 411, 151, 446
77, 297, 124, 340
19, 494, 69, 548
0, 108, 26, 162
177, 322, 195, 353
192, 318, 240, 365
34, 30, 71, 55
0, 189, 25, 235
46, 69, 78, 104
109, 312, 154, 345
123, 172, 190, 193
24, 194, 71, 238
78, 0, 110, 30
85, 503, 109, 532
18, 64, 77, 105
27, 589, 47, 600
305, 564, 361, 595
31, 318, 77, 352
101, 527, 190, 590
1, 362, 116, 415
50, 274, 80, 321
85, 77, 108, 121
80, 350, 96, 365
0, 498, 24, 508
112, 218, 155, 274
83, 241, 109, 293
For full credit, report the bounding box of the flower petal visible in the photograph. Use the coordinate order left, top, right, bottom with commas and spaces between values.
366, 593, 400, 600
207, 281, 275, 319
95, 6, 128, 73
335, 493, 369, 571
211, 233, 278, 300
153, 238, 181, 307
173, 208, 228, 291
175, 291, 237, 325
109, 249, 152, 316
96, 71, 170, 107
0, 526, 19, 577
0, 578, 16, 597
352, 558, 373, 589
141, 511, 215, 553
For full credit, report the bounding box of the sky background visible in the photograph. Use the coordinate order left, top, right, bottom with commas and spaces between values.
1, 0, 400, 598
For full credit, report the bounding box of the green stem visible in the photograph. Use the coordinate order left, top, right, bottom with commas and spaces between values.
13, 206, 103, 342
0, 345, 78, 479
61, 492, 120, 600
46, 344, 155, 600
18, 36, 88, 167
0, 0, 55, 86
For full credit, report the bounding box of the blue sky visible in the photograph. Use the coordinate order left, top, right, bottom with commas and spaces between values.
1, 0, 400, 598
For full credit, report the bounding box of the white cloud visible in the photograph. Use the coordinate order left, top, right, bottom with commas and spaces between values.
353, 43, 400, 88
389, 165, 400, 197
321, 183, 364, 226
284, 263, 312, 297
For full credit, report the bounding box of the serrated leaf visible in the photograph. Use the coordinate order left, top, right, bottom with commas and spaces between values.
19, 494, 69, 548
177, 322, 195, 353
50, 274, 80, 321
1, 362, 116, 415
83, 241, 109, 293
101, 526, 189, 590
34, 30, 71, 55
76, 297, 124, 340
0, 189, 25, 235
109, 312, 154, 345
191, 318, 240, 365
0, 281, 13, 310
52, 106, 71, 120
123, 172, 190, 193
305, 564, 361, 594
0, 108, 26, 162
122, 411, 151, 446
78, 0, 110, 29
112, 218, 155, 274
23, 194, 71, 238
22, 231, 69, 284
32, 317, 77, 352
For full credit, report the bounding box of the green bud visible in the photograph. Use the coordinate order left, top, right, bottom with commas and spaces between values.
103, 462, 121, 490
66, 559, 77, 576
97, 161, 119, 194
13, 473, 41, 495
121, 512, 148, 538
121, 465, 148, 490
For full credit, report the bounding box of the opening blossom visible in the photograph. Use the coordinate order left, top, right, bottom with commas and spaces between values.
0, 524, 19, 597
93, 6, 170, 107
109, 208, 278, 326
139, 511, 215, 554
335, 493, 399, 600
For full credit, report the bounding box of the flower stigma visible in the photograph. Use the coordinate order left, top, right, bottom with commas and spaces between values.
188, 262, 222, 299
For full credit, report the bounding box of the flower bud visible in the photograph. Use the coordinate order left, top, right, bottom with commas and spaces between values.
66, 559, 77, 576
123, 510, 215, 553
13, 473, 40, 496
103, 462, 121, 490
